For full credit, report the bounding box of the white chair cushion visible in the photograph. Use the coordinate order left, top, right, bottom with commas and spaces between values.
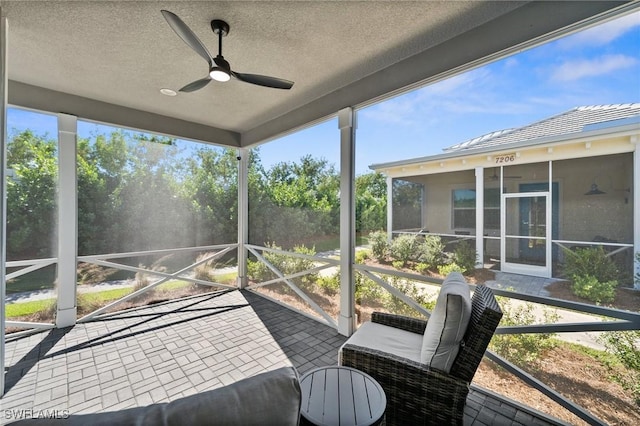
420, 272, 472, 372
339, 321, 422, 363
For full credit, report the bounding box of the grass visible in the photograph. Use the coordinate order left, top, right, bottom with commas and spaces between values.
6, 288, 133, 319
559, 339, 620, 366
293, 234, 369, 253
5, 299, 56, 318
6, 271, 238, 319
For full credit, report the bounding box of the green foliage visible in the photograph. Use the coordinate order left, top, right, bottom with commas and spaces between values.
392, 260, 405, 270
6, 130, 58, 259
599, 330, 640, 406
355, 249, 370, 264
415, 235, 445, 269
415, 263, 429, 274
453, 240, 477, 274
383, 277, 435, 318
490, 298, 559, 367
355, 172, 387, 233
390, 234, 418, 266
354, 272, 385, 304
563, 246, 619, 283
437, 262, 466, 276
317, 273, 341, 296
77, 288, 133, 314
5, 299, 56, 318
368, 230, 390, 261
6, 125, 380, 270
571, 275, 617, 304
247, 244, 318, 290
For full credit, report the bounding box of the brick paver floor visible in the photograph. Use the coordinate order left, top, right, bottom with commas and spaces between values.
1, 289, 567, 425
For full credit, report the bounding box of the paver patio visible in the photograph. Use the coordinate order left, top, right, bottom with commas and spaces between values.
1, 289, 566, 425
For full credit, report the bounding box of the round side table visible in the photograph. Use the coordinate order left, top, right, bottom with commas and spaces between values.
299, 366, 386, 426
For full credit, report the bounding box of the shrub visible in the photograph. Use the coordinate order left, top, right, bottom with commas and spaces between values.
489, 297, 559, 367
355, 249, 370, 264
453, 240, 477, 274
392, 260, 404, 270
247, 258, 273, 282
390, 234, 418, 266
563, 246, 618, 283
77, 293, 100, 315
415, 235, 445, 269
368, 230, 389, 261
415, 262, 429, 274
571, 274, 617, 304
247, 243, 318, 289
383, 276, 435, 318
354, 272, 384, 304
193, 252, 221, 282
437, 262, 465, 276
317, 273, 340, 296
600, 330, 640, 406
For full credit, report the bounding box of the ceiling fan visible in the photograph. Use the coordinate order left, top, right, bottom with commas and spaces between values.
486, 168, 522, 181
161, 10, 294, 92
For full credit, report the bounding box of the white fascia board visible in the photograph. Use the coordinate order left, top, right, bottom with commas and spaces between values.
370, 122, 640, 174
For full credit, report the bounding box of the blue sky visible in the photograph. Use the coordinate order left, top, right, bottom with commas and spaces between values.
7, 11, 640, 175
261, 10, 640, 174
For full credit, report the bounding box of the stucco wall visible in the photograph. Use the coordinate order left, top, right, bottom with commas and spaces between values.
399, 153, 634, 261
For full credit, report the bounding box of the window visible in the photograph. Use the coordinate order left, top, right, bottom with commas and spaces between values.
452, 188, 501, 229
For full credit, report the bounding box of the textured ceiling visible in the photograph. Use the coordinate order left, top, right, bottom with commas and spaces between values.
1, 1, 631, 147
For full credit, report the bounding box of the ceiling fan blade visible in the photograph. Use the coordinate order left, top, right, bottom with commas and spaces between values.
232, 72, 294, 90
161, 10, 213, 67
179, 77, 212, 93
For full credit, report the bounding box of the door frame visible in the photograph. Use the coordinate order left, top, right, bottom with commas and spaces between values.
501, 191, 552, 278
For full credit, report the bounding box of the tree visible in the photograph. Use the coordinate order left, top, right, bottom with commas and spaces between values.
255, 155, 340, 247
355, 172, 387, 233
6, 130, 57, 260
392, 178, 423, 230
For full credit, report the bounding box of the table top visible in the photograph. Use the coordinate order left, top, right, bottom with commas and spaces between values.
300, 366, 386, 426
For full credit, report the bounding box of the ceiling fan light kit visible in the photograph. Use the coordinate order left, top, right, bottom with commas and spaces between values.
161, 10, 294, 92
210, 68, 230, 82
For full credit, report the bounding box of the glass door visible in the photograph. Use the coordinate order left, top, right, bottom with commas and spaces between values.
501, 192, 551, 277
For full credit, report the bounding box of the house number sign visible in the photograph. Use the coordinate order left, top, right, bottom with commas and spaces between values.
495, 153, 516, 164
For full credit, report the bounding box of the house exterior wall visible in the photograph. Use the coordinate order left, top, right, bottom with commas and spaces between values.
408, 154, 633, 246
386, 137, 636, 278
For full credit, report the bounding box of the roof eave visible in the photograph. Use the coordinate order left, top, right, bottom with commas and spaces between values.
369, 120, 640, 172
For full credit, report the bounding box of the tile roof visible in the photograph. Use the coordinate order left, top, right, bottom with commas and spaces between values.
443, 103, 640, 152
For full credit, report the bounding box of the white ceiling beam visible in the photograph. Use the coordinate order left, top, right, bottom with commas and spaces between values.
8, 81, 240, 147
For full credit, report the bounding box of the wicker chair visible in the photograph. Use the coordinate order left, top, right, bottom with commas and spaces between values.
339, 285, 502, 426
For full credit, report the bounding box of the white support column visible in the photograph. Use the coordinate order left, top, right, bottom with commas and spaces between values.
475, 167, 484, 268
56, 114, 78, 327
1, 12, 8, 397
338, 107, 356, 336
386, 175, 393, 241
237, 148, 249, 289
633, 137, 640, 289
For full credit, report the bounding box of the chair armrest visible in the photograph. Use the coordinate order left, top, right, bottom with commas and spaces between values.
340, 343, 468, 424
371, 311, 427, 334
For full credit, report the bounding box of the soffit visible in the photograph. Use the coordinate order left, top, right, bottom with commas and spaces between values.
2, 1, 630, 147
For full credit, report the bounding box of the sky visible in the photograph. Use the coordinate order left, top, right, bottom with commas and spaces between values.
6, 10, 640, 176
